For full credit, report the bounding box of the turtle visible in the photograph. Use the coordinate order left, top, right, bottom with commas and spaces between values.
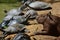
3, 13, 31, 32
3, 23, 25, 33
6, 9, 23, 16
0, 10, 30, 28
13, 33, 31, 40
3, 7, 24, 16
0, 6, 25, 28
29, 1, 52, 10
1, 8, 23, 27
20, 1, 51, 10
0, 15, 13, 28
19, 0, 35, 11
9, 13, 31, 25
24, 9, 38, 19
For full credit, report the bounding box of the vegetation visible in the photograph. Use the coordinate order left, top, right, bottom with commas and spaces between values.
0, 3, 21, 23
0, 0, 21, 3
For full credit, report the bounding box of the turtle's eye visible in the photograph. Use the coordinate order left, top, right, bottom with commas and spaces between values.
18, 13, 24, 16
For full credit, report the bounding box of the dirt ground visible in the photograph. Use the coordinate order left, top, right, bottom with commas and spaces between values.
1, 2, 60, 40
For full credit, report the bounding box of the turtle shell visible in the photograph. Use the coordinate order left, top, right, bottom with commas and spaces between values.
3, 15, 13, 21
29, 1, 51, 10
13, 16, 27, 24
7, 9, 22, 16
1, 15, 13, 27
24, 10, 38, 19
4, 24, 25, 33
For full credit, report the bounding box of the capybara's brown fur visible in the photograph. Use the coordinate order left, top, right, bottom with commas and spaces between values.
36, 12, 60, 36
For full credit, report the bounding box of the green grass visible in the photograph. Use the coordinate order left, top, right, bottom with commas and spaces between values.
0, 3, 21, 23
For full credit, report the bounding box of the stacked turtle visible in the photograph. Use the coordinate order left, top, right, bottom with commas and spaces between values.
0, 9, 38, 33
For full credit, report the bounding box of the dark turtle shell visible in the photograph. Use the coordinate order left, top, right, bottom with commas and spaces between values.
24, 10, 38, 19
13, 33, 30, 40
29, 1, 51, 10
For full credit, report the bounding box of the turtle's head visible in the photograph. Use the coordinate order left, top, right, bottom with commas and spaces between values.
0, 15, 13, 28
3, 9, 8, 13
0, 20, 8, 29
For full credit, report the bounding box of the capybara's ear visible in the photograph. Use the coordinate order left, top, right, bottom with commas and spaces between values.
47, 11, 52, 16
